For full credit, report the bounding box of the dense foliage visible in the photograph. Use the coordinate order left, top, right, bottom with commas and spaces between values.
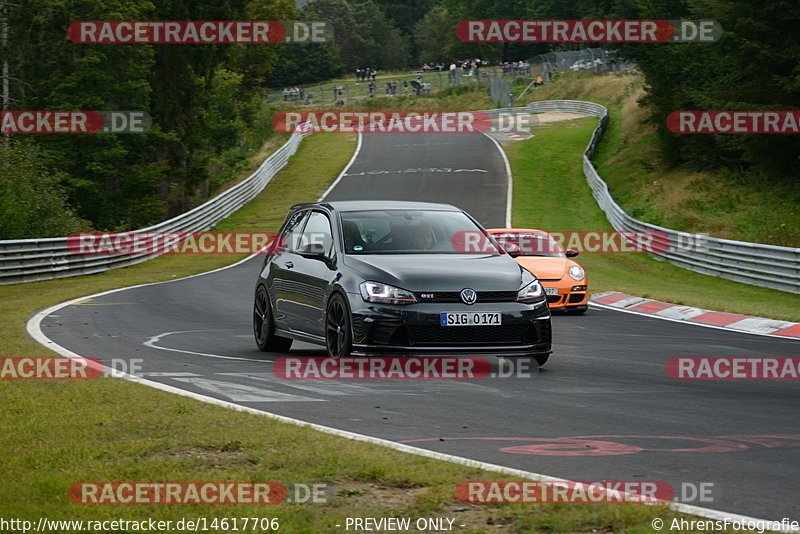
621, 0, 800, 184
2, 0, 796, 238
3, 0, 292, 236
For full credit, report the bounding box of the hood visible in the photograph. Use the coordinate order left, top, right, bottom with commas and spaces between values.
342, 253, 525, 291
515, 256, 569, 280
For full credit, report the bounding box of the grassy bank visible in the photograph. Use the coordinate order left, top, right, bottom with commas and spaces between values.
506, 117, 799, 321
519, 72, 800, 247
0, 85, 753, 533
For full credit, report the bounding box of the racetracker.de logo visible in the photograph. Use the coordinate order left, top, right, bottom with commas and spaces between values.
0, 357, 142, 379
67, 21, 330, 44
455, 20, 721, 43
70, 482, 287, 504
667, 111, 800, 134
666, 357, 800, 380
272, 110, 530, 134
454, 230, 682, 254
0, 357, 102, 379
67, 232, 281, 255
456, 480, 673, 503
1, 111, 151, 134
274, 356, 493, 380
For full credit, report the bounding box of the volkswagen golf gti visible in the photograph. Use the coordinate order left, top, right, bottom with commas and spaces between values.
253, 201, 553, 365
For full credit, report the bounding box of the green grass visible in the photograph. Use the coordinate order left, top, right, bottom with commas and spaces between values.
506, 118, 800, 322
0, 86, 759, 533
522, 72, 800, 247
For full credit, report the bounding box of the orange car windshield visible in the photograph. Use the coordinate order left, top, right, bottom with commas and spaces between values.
493, 233, 565, 258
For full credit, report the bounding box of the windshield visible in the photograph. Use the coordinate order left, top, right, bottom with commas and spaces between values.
340, 209, 501, 255
491, 232, 565, 258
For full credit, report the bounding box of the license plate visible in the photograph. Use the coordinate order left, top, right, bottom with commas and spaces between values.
440, 312, 502, 326
545, 287, 559, 296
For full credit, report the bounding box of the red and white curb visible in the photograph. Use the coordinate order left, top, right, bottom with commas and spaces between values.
590, 291, 800, 340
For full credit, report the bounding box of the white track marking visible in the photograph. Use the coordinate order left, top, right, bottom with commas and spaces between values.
220, 372, 377, 396
168, 376, 322, 403
25, 131, 798, 532
318, 132, 363, 201
143, 330, 265, 362
482, 132, 513, 227
343, 168, 488, 176
29, 279, 798, 529
589, 301, 800, 341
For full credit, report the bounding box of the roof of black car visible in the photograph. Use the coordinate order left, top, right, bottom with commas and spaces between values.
292, 200, 460, 212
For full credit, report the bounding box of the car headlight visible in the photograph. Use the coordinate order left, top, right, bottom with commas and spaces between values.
359, 281, 418, 304
517, 280, 544, 302
568, 265, 585, 281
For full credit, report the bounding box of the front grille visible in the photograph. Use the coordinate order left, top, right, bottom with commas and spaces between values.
407, 325, 528, 345
414, 291, 517, 303
568, 293, 585, 303
547, 295, 562, 304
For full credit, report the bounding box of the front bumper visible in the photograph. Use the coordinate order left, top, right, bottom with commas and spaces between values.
541, 281, 588, 310
346, 293, 552, 357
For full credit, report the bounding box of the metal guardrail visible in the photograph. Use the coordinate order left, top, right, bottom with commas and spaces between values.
524, 99, 799, 294
0, 130, 308, 285
2, 100, 797, 293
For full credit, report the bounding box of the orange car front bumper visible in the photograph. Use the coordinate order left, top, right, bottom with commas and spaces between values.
541, 282, 588, 310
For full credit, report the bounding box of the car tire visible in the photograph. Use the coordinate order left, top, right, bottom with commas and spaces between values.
325, 293, 353, 358
254, 286, 293, 352
534, 353, 550, 367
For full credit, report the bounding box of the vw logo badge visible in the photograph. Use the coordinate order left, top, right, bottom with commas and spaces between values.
460, 288, 477, 305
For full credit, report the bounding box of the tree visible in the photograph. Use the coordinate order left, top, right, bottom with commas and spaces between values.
268, 42, 345, 86
414, 5, 454, 65
624, 0, 800, 181
0, 143, 91, 239
304, 0, 408, 69
5, 0, 292, 232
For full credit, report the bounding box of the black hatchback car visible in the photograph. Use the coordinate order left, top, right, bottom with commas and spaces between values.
253, 201, 552, 365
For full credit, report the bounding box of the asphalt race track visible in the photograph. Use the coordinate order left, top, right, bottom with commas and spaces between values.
35, 131, 800, 522
324, 132, 509, 227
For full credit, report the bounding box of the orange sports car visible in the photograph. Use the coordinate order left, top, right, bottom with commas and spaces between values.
487, 228, 588, 314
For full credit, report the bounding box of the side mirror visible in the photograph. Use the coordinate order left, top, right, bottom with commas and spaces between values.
565, 249, 579, 258
298, 242, 327, 259
504, 243, 521, 258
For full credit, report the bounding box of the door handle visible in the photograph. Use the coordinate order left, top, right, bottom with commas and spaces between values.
284, 261, 294, 269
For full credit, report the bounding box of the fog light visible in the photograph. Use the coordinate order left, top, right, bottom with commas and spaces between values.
571, 285, 587, 291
